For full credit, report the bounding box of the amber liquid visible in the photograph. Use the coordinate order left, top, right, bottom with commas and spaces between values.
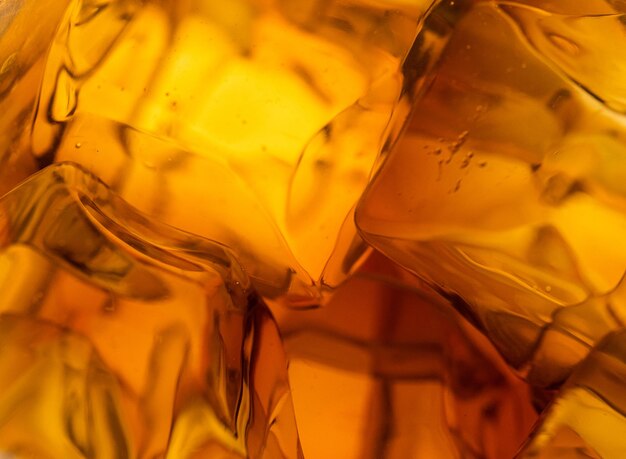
0, 163, 303, 458
0, 0, 625, 457
358, 0, 626, 456
0, 0, 436, 457
25, 0, 438, 305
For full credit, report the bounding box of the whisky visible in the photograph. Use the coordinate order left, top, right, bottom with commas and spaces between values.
356, 0, 626, 455
0, 163, 301, 458
359, 0, 626, 381
29, 0, 437, 304
0, 0, 625, 457
274, 253, 537, 458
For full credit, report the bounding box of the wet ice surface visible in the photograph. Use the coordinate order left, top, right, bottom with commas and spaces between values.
0, 0, 625, 457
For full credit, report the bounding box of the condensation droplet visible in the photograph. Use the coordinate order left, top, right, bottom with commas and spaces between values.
103, 298, 116, 313
449, 131, 469, 155
0, 53, 17, 75
547, 33, 581, 56
461, 152, 473, 169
